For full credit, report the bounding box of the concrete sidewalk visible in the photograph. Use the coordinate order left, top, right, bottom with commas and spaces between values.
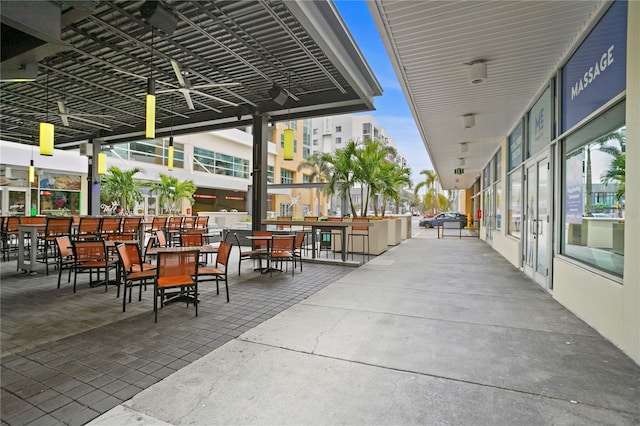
92, 230, 640, 425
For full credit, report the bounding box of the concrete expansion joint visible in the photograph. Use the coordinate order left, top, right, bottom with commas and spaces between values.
236, 339, 638, 417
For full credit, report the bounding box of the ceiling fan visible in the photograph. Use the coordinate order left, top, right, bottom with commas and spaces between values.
155, 60, 241, 110
56, 100, 112, 130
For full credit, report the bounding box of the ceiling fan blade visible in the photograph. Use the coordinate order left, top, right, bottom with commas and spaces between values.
191, 82, 241, 90
68, 114, 113, 118
192, 91, 238, 107
67, 115, 111, 130
57, 100, 67, 114
154, 89, 179, 95
182, 90, 195, 110
171, 59, 187, 87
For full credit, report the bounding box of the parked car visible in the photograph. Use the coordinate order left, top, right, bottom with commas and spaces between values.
419, 212, 467, 228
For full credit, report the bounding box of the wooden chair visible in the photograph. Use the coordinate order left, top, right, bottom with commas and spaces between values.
146, 216, 167, 237
292, 231, 305, 272
100, 217, 121, 239
235, 231, 271, 275
154, 250, 199, 323
269, 235, 295, 277
166, 216, 184, 246
116, 243, 155, 312
120, 217, 142, 240
197, 241, 232, 302
77, 216, 101, 240
156, 229, 169, 248
54, 235, 75, 289
72, 239, 118, 293
42, 217, 73, 275
1, 216, 19, 261
276, 216, 292, 233
348, 217, 370, 262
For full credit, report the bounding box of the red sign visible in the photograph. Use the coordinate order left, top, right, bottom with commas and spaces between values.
225, 196, 244, 201
194, 194, 216, 199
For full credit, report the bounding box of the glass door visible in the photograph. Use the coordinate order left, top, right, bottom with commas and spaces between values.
524, 154, 550, 288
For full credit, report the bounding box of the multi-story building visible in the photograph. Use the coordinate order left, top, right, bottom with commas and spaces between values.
310, 114, 408, 215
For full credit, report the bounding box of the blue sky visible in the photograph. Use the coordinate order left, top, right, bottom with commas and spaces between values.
334, 1, 433, 185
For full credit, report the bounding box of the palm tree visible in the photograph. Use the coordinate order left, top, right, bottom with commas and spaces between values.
100, 166, 143, 214
322, 141, 358, 216
585, 129, 625, 215
146, 174, 196, 215
354, 139, 388, 216
297, 152, 331, 216
413, 169, 440, 214
601, 153, 625, 201
378, 163, 412, 217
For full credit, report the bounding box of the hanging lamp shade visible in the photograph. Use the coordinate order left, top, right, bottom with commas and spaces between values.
146, 77, 156, 139
283, 128, 294, 160
97, 152, 107, 175
39, 122, 54, 156
167, 137, 174, 171
28, 160, 35, 183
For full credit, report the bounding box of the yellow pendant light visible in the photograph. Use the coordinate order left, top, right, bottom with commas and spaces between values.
97, 152, 107, 175
146, 77, 156, 139
167, 137, 174, 171
39, 68, 54, 156
28, 160, 35, 183
283, 128, 293, 160
39, 123, 54, 156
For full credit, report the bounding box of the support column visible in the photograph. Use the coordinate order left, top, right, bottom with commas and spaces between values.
88, 139, 101, 215
251, 113, 269, 231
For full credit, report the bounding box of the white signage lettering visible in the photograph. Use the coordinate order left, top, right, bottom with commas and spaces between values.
571, 45, 614, 100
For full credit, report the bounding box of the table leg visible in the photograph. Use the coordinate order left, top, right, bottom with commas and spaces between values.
340, 227, 347, 262
18, 229, 26, 272
311, 227, 317, 259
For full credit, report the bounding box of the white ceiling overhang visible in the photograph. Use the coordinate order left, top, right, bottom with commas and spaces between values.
369, 0, 607, 189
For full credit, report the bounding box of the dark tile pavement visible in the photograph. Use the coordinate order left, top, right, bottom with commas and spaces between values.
1, 252, 353, 425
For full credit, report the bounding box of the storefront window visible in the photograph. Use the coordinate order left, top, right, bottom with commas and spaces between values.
562, 102, 625, 277
39, 173, 81, 216
495, 180, 503, 231
508, 172, 522, 238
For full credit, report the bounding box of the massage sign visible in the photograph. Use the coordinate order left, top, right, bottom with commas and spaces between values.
561, 1, 627, 132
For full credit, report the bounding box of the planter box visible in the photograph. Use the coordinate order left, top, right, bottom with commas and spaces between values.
387, 218, 402, 246
343, 219, 388, 256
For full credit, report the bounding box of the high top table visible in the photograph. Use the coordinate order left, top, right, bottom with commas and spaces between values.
261, 220, 371, 262
17, 224, 45, 275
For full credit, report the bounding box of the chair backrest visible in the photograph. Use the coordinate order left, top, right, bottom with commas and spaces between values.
196, 215, 209, 230
116, 243, 134, 272
78, 217, 102, 236
151, 216, 167, 229
21, 216, 47, 226
271, 235, 294, 252
0, 217, 4, 232
276, 216, 292, 230
156, 250, 198, 279
73, 240, 106, 262
327, 216, 343, 222
216, 241, 232, 269
55, 235, 73, 259
352, 217, 370, 232
180, 233, 203, 247
6, 217, 19, 232
101, 217, 121, 234
122, 217, 142, 233
167, 216, 183, 230
182, 216, 196, 230
46, 217, 73, 237
156, 229, 168, 247
294, 232, 305, 251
